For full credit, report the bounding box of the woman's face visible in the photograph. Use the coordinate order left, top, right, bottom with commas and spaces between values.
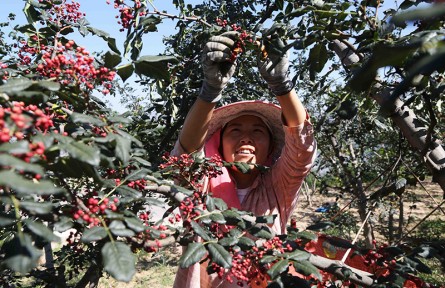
221, 115, 272, 166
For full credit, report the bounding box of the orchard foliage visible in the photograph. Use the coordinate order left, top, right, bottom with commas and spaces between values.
0, 0, 445, 288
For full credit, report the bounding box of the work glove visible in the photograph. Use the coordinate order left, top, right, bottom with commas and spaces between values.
199, 31, 239, 103
258, 35, 294, 96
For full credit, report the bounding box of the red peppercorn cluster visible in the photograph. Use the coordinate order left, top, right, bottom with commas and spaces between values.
362, 242, 399, 279
0, 102, 56, 165
106, 0, 147, 32
210, 236, 293, 286
159, 153, 223, 191
168, 213, 182, 224
72, 196, 119, 226
131, 224, 170, 253
0, 102, 55, 139
0, 62, 8, 80
179, 197, 201, 220
39, 0, 86, 25
215, 18, 252, 62
33, 41, 115, 94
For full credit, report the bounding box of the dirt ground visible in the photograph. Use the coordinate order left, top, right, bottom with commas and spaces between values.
294, 180, 444, 240
98, 180, 444, 288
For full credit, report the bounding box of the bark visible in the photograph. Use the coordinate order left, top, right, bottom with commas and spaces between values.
308, 254, 374, 287
328, 134, 375, 247
330, 39, 445, 195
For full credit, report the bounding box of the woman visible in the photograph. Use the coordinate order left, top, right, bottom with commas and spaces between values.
172, 31, 317, 288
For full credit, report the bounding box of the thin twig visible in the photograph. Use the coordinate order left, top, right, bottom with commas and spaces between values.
401, 159, 445, 216
396, 200, 445, 244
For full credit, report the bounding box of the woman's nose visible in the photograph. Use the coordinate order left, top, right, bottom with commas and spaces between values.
239, 134, 253, 144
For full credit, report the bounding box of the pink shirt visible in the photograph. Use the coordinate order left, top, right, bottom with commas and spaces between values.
172, 118, 316, 288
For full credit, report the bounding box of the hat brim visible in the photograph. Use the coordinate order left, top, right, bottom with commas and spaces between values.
206, 100, 284, 162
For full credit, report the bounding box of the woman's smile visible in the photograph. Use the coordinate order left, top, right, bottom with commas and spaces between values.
221, 115, 271, 166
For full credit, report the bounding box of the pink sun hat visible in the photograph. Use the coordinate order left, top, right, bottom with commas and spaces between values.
206, 100, 285, 162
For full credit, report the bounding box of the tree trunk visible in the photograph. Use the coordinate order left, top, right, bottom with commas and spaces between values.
74, 263, 102, 288
330, 39, 445, 196
398, 194, 404, 240
356, 189, 374, 248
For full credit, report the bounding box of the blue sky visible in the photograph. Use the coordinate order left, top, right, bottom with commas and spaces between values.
1, 0, 204, 111
1, 0, 202, 56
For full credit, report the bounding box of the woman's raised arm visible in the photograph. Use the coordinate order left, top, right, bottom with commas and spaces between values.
178, 32, 239, 153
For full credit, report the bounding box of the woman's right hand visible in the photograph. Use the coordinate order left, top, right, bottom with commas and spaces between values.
199, 31, 239, 103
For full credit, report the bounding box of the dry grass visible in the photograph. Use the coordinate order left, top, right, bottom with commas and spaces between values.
98, 246, 181, 288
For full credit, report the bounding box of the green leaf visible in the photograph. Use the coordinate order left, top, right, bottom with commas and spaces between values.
109, 220, 135, 237
0, 78, 33, 93
62, 142, 101, 166
0, 213, 16, 227
3, 233, 42, 274
405, 256, 432, 274
229, 228, 243, 238
145, 197, 167, 207
256, 215, 276, 224
190, 221, 211, 241
35, 80, 60, 91
293, 260, 322, 280
136, 15, 161, 31
222, 210, 242, 224
391, 4, 445, 27
232, 162, 251, 174
218, 236, 238, 247
237, 236, 256, 250
275, 0, 284, 10
0, 171, 64, 196
134, 55, 179, 81
214, 198, 228, 211
349, 40, 420, 92
179, 242, 207, 269
70, 112, 106, 127
116, 63, 135, 82
104, 51, 122, 69
0, 154, 44, 175
308, 43, 328, 80
114, 136, 131, 165
102, 242, 136, 282
267, 259, 289, 280
294, 231, 318, 241
124, 217, 146, 233
87, 27, 120, 55
81, 226, 108, 242
209, 212, 226, 224
124, 168, 151, 181
24, 219, 60, 242
260, 255, 276, 264
114, 128, 143, 147
286, 250, 311, 261
20, 201, 54, 214
306, 222, 334, 231
23, 2, 41, 24
205, 196, 215, 212
208, 243, 232, 269
54, 216, 73, 232
250, 226, 273, 239
0, 141, 29, 154
116, 185, 142, 200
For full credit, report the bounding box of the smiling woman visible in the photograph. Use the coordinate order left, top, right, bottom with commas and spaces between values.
171, 30, 317, 288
